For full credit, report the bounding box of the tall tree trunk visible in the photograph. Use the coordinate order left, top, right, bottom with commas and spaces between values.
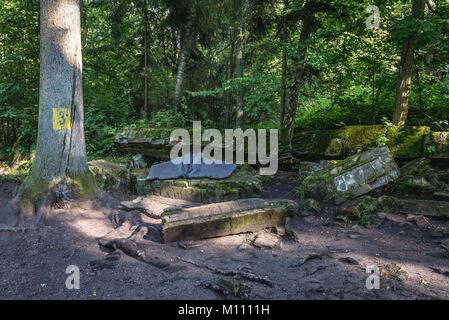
1, 0, 95, 227
392, 0, 426, 126
143, 0, 150, 118
279, 0, 289, 130
226, 28, 236, 128
235, 0, 244, 128
280, 14, 317, 159
174, 9, 195, 111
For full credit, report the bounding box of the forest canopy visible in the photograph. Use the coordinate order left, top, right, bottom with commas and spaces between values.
0, 0, 448, 160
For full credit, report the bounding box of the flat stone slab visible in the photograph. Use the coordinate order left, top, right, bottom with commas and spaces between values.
134, 165, 262, 203
115, 127, 175, 160
302, 146, 400, 204
378, 196, 449, 219
161, 198, 299, 243
434, 192, 449, 201
120, 196, 202, 219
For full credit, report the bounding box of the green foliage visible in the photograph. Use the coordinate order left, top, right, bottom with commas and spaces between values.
148, 110, 187, 128
1, 0, 448, 165
359, 201, 379, 227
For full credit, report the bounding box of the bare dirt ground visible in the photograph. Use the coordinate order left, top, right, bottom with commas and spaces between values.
0, 171, 448, 300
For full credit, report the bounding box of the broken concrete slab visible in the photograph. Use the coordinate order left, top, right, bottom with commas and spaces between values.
88, 160, 130, 191
134, 165, 262, 203
115, 126, 176, 160
395, 158, 448, 194
161, 198, 299, 243
302, 146, 399, 204
434, 192, 449, 201
335, 196, 382, 226
292, 125, 449, 160
298, 160, 336, 180
378, 196, 449, 219
120, 195, 202, 219
425, 131, 449, 159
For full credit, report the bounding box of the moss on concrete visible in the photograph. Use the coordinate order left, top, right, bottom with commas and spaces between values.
386, 126, 430, 159
301, 147, 399, 204
292, 125, 448, 160
88, 160, 130, 191
133, 165, 262, 203
393, 158, 448, 195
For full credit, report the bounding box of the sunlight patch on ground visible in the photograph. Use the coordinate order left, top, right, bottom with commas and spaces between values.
57, 206, 112, 239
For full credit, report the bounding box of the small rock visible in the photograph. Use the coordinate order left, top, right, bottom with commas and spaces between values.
251, 231, 281, 249
178, 241, 204, 250
415, 215, 430, 227
284, 226, 299, 242
274, 226, 286, 237
397, 275, 406, 282
131, 154, 147, 169
339, 257, 359, 265
238, 243, 252, 251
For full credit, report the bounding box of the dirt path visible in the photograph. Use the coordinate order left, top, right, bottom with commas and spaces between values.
0, 172, 448, 300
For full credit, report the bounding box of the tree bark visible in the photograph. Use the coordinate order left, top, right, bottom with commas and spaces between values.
0, 0, 95, 227
143, 0, 150, 118
280, 13, 317, 159
226, 28, 236, 128
279, 0, 289, 130
392, 0, 426, 126
234, 0, 244, 128
174, 9, 195, 111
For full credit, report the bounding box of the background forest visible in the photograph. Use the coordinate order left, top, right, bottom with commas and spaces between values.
1, 0, 448, 161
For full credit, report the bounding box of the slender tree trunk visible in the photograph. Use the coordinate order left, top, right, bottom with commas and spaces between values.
174, 36, 187, 110
280, 15, 317, 159
235, 0, 244, 128
226, 28, 236, 128
279, 0, 289, 130
143, 0, 149, 118
174, 9, 195, 110
1, 0, 95, 227
392, 0, 426, 126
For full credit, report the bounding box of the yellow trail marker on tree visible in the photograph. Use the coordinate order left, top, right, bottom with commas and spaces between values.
53, 108, 71, 130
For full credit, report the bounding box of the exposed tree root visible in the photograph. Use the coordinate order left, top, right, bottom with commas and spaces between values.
0, 226, 28, 232
0, 171, 101, 229
176, 256, 275, 287
100, 237, 171, 270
